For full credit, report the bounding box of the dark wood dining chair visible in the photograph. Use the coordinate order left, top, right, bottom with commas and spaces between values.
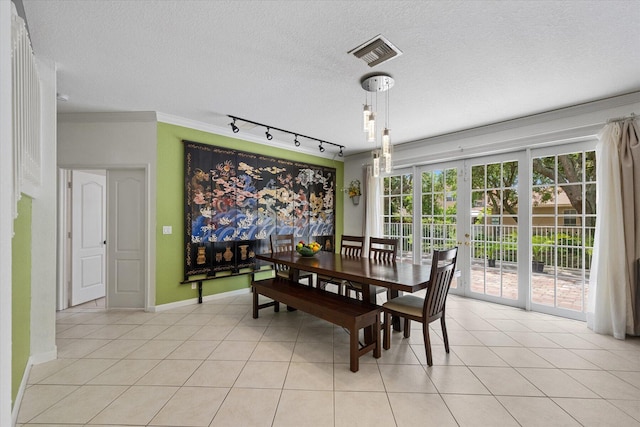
269, 234, 313, 286
317, 235, 365, 293
369, 237, 399, 261
382, 247, 458, 366
343, 237, 399, 299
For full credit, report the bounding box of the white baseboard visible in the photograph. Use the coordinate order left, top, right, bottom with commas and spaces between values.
11, 355, 35, 427
150, 288, 251, 312
30, 348, 57, 365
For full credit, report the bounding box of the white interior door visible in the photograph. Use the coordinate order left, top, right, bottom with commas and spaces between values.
71, 170, 106, 306
107, 169, 146, 308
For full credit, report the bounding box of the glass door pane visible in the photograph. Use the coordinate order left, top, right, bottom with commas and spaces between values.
469, 159, 520, 301
419, 165, 460, 289
531, 150, 595, 315
382, 173, 413, 261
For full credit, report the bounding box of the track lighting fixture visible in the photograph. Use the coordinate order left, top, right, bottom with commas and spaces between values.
226, 115, 345, 156
229, 118, 239, 133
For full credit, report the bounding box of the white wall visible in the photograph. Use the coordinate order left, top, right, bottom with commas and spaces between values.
57, 112, 158, 308
342, 92, 640, 236
0, 0, 13, 423
29, 58, 58, 365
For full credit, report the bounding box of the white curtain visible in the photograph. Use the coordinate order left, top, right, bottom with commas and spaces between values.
587, 118, 640, 339
363, 165, 381, 254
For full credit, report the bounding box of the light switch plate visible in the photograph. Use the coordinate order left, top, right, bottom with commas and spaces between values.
162, 226, 172, 235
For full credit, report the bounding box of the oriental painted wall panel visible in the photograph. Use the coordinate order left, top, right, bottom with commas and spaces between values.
184, 140, 335, 278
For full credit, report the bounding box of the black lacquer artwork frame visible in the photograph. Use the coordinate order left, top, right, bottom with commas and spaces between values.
184, 140, 336, 279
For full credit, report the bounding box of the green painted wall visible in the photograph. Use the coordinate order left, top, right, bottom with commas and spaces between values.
12, 195, 31, 406
156, 122, 344, 305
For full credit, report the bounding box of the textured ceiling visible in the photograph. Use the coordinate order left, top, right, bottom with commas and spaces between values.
23, 0, 640, 157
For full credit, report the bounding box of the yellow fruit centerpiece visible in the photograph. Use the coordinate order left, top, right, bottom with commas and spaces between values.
296, 240, 321, 257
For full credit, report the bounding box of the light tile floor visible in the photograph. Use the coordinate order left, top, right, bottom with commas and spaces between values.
17, 292, 640, 426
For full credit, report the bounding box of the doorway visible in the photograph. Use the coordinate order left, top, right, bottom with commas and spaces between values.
59, 167, 147, 311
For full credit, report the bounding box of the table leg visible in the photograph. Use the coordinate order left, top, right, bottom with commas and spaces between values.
286, 268, 299, 312
389, 289, 403, 331
363, 285, 374, 345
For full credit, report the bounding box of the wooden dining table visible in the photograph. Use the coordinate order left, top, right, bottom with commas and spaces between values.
255, 250, 433, 334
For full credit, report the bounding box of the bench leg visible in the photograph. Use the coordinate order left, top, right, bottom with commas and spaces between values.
349, 328, 359, 372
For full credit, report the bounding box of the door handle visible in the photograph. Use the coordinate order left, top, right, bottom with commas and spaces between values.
103, 240, 107, 245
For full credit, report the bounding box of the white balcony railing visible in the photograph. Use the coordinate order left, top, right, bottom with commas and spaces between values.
383, 222, 594, 270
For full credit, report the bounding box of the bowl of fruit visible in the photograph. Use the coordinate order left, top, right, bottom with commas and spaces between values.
296, 241, 321, 257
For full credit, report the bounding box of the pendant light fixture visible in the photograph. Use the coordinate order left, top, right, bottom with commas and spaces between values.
361, 74, 394, 176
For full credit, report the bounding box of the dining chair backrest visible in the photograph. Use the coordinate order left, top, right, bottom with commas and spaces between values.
270, 234, 295, 253
269, 234, 295, 274
341, 235, 364, 257
368, 237, 398, 262
423, 247, 458, 322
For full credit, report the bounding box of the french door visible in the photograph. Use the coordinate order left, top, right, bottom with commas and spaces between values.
462, 153, 527, 307
384, 142, 596, 318
529, 143, 596, 320
414, 152, 526, 307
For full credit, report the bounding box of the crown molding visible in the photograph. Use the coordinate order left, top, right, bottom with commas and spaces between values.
58, 111, 157, 123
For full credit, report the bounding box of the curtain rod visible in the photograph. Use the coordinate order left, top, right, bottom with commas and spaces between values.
607, 112, 636, 123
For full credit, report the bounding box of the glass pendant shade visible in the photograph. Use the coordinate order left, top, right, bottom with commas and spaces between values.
383, 153, 392, 173
363, 105, 371, 132
382, 128, 390, 155
367, 112, 376, 143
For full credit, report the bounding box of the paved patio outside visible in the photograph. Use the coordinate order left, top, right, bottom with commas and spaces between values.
465, 261, 589, 313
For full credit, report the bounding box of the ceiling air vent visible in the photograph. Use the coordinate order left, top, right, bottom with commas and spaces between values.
349, 35, 402, 68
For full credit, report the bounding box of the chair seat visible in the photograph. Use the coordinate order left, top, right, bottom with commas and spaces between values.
317, 274, 346, 293
382, 294, 424, 318
277, 268, 313, 285
345, 282, 388, 295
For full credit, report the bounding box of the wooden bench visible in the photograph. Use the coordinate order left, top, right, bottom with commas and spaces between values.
252, 277, 382, 372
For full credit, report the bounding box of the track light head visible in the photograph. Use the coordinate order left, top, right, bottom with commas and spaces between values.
319, 143, 325, 153
265, 128, 273, 140
229, 118, 239, 133
294, 135, 300, 147
338, 147, 344, 157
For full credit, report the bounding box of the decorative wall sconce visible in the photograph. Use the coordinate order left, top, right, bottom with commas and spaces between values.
348, 179, 361, 205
